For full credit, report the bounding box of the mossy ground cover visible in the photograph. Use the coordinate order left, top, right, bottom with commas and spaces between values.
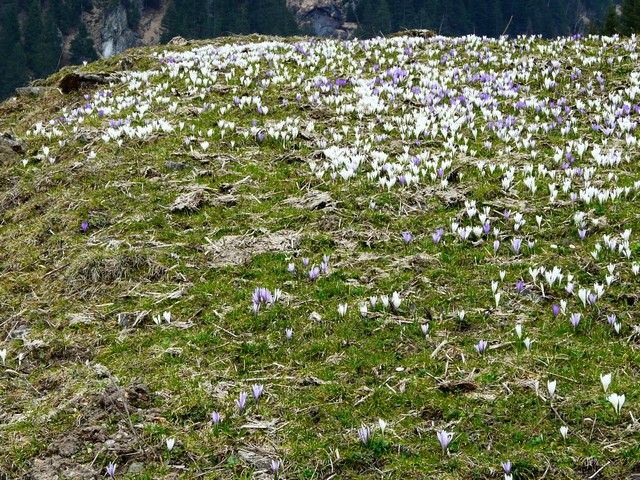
0, 33, 639, 478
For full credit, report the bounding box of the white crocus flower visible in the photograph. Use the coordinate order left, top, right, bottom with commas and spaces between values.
547, 380, 556, 400
600, 373, 611, 392
607, 393, 625, 415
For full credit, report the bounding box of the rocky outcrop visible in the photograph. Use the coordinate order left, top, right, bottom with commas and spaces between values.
84, 0, 167, 59
286, 0, 356, 38
100, 2, 140, 58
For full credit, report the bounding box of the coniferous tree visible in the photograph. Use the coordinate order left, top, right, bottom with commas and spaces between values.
31, 12, 63, 79
602, 3, 622, 34
70, 22, 98, 64
621, 0, 640, 33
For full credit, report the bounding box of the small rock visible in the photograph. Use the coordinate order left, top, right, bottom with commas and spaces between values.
168, 36, 188, 46
128, 462, 144, 475
165, 160, 187, 170
15, 86, 49, 97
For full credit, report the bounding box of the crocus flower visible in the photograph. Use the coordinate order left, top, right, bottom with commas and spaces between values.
600, 373, 611, 392
552, 304, 560, 317
493, 240, 500, 253
106, 462, 116, 478
271, 459, 280, 475
501, 460, 512, 474
338, 303, 347, 317
421, 324, 429, 337
511, 238, 522, 254
378, 419, 387, 434
166, 437, 175, 451
211, 411, 220, 426
515, 279, 524, 293
287, 263, 295, 273
608, 393, 625, 415
81, 221, 89, 232
357, 425, 370, 445
436, 430, 454, 452
302, 257, 309, 267
547, 380, 556, 400
286, 328, 293, 340
308, 266, 320, 280
432, 228, 444, 244
390, 291, 401, 309
475, 340, 488, 355
237, 391, 247, 412
560, 426, 569, 439
402, 231, 413, 244
570, 313, 581, 329
252, 384, 264, 405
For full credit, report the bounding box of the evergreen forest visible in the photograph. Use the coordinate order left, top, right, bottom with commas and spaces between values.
2, 0, 640, 101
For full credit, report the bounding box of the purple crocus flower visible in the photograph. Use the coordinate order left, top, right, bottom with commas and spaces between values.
237, 391, 247, 411
286, 328, 293, 340
607, 314, 616, 326
252, 384, 264, 405
570, 313, 581, 329
493, 240, 500, 253
511, 238, 522, 254
320, 261, 328, 274
515, 279, 525, 293
81, 221, 89, 232
552, 304, 560, 317
357, 425, 371, 445
402, 232, 413, 244
211, 411, 220, 426
588, 293, 597, 305
502, 460, 512, 474
308, 266, 320, 280
504, 209, 511, 221
432, 228, 444, 244
578, 229, 586, 240
421, 324, 429, 337
303, 257, 309, 267
475, 340, 488, 355
287, 263, 295, 273
106, 462, 116, 478
436, 430, 454, 452
270, 459, 280, 475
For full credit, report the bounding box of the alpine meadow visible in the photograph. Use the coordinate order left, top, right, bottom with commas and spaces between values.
1, 31, 640, 479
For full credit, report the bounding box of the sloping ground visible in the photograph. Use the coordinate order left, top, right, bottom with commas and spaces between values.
1, 33, 640, 478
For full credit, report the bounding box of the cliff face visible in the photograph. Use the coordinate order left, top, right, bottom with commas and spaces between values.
84, 0, 169, 59
87, 0, 349, 59
286, 0, 355, 38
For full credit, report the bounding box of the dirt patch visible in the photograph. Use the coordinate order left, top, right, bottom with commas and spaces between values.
65, 250, 165, 292
31, 456, 98, 480
284, 189, 333, 210
205, 230, 302, 267
170, 185, 238, 212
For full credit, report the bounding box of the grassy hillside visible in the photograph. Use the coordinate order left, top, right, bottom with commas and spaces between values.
1, 32, 639, 479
